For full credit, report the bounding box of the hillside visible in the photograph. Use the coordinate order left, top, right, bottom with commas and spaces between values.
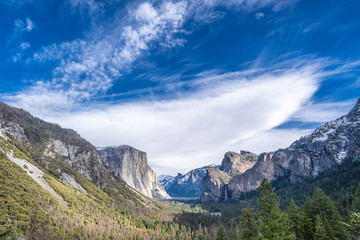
0, 102, 160, 206
0, 132, 164, 239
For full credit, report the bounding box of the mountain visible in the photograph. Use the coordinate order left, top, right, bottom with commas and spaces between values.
0, 102, 156, 207
163, 165, 219, 198
98, 145, 170, 199
201, 151, 258, 202
201, 98, 360, 202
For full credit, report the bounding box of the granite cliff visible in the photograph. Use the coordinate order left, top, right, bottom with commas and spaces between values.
98, 145, 170, 199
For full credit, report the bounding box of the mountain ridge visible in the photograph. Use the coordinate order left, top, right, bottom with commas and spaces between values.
201, 98, 360, 202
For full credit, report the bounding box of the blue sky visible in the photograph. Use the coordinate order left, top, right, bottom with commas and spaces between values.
1, 0, 360, 174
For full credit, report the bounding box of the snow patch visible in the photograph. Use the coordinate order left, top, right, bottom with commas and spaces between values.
336, 151, 347, 162
312, 127, 336, 143
6, 151, 68, 206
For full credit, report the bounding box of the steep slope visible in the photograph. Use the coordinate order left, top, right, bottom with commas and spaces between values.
98, 145, 170, 199
0, 102, 156, 207
202, 98, 360, 202
166, 165, 219, 198
201, 151, 258, 202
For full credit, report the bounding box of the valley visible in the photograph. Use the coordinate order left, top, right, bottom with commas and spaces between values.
1, 99, 360, 239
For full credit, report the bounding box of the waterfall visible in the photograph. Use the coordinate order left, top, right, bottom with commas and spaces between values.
224, 184, 228, 201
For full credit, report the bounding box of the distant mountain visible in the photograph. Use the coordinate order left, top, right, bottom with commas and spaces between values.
98, 145, 170, 199
163, 165, 219, 198
158, 174, 181, 191
201, 98, 360, 202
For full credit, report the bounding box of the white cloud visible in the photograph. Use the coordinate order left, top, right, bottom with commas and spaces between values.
20, 42, 31, 50
7, 67, 319, 175
25, 18, 35, 31
291, 99, 357, 123
6, 18, 36, 47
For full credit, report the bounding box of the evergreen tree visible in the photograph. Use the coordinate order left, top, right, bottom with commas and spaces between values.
314, 215, 328, 240
287, 200, 303, 239
216, 226, 228, 240
256, 178, 295, 240
287, 199, 314, 239
239, 207, 258, 239
303, 187, 346, 240
351, 183, 360, 212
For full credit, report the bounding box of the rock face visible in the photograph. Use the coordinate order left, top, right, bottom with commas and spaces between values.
202, 98, 360, 202
220, 151, 258, 175
164, 165, 218, 198
98, 145, 170, 199
201, 151, 258, 202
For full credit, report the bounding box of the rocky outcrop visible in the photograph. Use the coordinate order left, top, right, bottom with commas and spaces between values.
164, 165, 218, 198
202, 98, 360, 202
98, 145, 170, 199
200, 151, 258, 202
220, 151, 258, 176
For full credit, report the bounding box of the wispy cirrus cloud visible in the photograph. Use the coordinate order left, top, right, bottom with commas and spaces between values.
21, 1, 187, 110
5, 18, 36, 62
292, 99, 357, 123
6, 18, 35, 47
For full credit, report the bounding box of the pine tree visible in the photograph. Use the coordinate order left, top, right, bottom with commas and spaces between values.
239, 207, 258, 239
314, 215, 328, 240
303, 187, 346, 240
287, 199, 313, 239
216, 226, 228, 240
256, 178, 295, 240
287, 200, 303, 239
352, 183, 360, 212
